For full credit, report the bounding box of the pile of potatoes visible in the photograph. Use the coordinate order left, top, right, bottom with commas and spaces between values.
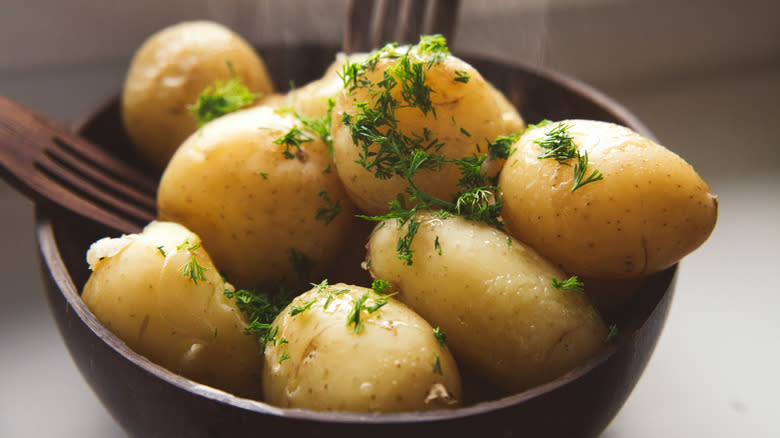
82, 21, 717, 413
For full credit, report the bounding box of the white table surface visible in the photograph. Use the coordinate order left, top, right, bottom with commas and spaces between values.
1, 1, 779, 436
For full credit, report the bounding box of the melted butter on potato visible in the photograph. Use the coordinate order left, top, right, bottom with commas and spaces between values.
366, 213, 608, 394
499, 119, 718, 279
331, 40, 523, 215
262, 283, 462, 412
82, 221, 263, 398
121, 21, 274, 170
157, 104, 354, 289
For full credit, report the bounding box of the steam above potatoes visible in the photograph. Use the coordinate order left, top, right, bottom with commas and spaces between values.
79, 25, 717, 414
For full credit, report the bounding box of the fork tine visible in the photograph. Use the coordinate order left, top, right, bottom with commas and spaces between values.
425, 0, 460, 44
35, 154, 156, 226
374, 0, 402, 47
343, 0, 375, 54
399, 0, 426, 44
344, 0, 461, 54
45, 138, 157, 211
51, 135, 157, 196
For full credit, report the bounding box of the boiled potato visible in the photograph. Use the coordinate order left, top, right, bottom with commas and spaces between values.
121, 20, 274, 170
263, 282, 462, 412
499, 119, 718, 279
366, 212, 609, 393
331, 39, 521, 215
157, 104, 354, 289
261, 52, 369, 119
488, 80, 525, 134
82, 221, 263, 398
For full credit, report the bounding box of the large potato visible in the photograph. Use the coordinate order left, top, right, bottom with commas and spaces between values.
331, 40, 521, 215
82, 221, 263, 398
366, 213, 609, 393
157, 105, 354, 289
121, 20, 274, 170
262, 282, 462, 412
499, 119, 718, 279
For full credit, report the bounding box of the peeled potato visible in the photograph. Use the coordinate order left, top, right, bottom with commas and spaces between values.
262, 282, 462, 412
366, 213, 608, 393
121, 20, 274, 170
82, 221, 262, 398
499, 119, 718, 279
331, 42, 520, 215
157, 104, 354, 289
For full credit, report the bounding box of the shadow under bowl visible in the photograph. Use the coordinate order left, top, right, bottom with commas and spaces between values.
35, 44, 676, 438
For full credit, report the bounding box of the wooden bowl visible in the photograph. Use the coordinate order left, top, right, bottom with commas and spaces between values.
35, 44, 676, 438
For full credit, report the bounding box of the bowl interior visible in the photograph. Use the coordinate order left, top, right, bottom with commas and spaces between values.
36, 44, 675, 437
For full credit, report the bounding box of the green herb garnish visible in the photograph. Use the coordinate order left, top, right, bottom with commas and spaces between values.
433, 353, 443, 375
454, 69, 470, 83
189, 61, 260, 127
433, 326, 447, 346
316, 190, 342, 225
535, 121, 603, 192
606, 323, 619, 342
274, 126, 312, 159
371, 278, 390, 294
289, 299, 316, 316
344, 35, 509, 264
179, 255, 208, 284
346, 293, 369, 334
551, 275, 585, 294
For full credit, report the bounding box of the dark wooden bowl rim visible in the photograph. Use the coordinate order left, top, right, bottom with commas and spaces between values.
34, 43, 675, 428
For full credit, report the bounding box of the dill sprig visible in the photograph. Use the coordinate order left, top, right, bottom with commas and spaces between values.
315, 190, 342, 225
343, 35, 513, 264
551, 275, 585, 295
433, 326, 447, 346
189, 61, 261, 127
534, 121, 604, 192
346, 292, 369, 334
273, 126, 313, 159
179, 255, 208, 284
223, 248, 313, 350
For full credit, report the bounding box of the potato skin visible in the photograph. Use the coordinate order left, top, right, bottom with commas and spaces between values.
331, 46, 519, 215
261, 52, 369, 119
157, 105, 354, 289
366, 213, 608, 393
81, 221, 263, 398
121, 21, 274, 170
262, 283, 462, 412
499, 119, 718, 279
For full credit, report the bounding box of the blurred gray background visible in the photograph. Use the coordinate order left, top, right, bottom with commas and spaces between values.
1, 0, 778, 436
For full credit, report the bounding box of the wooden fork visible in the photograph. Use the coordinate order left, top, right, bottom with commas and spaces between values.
343, 0, 461, 54
0, 95, 157, 234
0, 2, 461, 235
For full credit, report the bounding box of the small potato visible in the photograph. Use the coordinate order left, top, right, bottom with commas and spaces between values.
121, 21, 274, 170
82, 221, 262, 398
262, 282, 462, 412
499, 119, 718, 279
366, 213, 609, 394
157, 105, 354, 289
487, 80, 525, 134
331, 41, 520, 215
261, 52, 369, 119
